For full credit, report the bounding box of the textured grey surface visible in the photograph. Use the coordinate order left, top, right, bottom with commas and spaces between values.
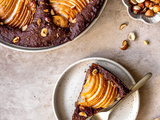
0, 0, 160, 120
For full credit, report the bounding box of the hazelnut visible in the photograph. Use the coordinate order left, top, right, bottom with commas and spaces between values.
145, 1, 151, 8
30, 1, 36, 8
92, 69, 98, 76
50, 9, 55, 15
136, 0, 145, 3
45, 16, 51, 22
43, 9, 49, 12
22, 25, 28, 31
137, 3, 145, 9
130, 0, 138, 5
41, 28, 48, 37
53, 15, 68, 28
37, 18, 41, 26
144, 40, 149, 45
128, 32, 136, 41
79, 106, 85, 110
140, 7, 147, 13
0, 22, 3, 25
79, 112, 87, 117
119, 23, 127, 30
145, 9, 154, 17
40, 1, 44, 4
153, 5, 160, 13
150, 0, 160, 4
132, 5, 141, 14
13, 37, 20, 43
121, 40, 129, 50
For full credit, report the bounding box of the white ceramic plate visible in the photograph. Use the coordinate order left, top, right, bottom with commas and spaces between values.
52, 57, 140, 120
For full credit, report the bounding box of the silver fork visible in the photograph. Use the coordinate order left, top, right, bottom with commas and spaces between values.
87, 72, 152, 120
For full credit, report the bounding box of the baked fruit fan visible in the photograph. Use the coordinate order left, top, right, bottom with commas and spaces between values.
0, 0, 105, 47
72, 63, 130, 120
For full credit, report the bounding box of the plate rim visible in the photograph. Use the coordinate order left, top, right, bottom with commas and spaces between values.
52, 57, 140, 120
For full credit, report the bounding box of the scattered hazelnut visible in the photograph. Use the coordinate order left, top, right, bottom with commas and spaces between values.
144, 40, 149, 45
121, 40, 129, 50
128, 32, 136, 41
130, 0, 138, 5
30, 1, 36, 8
145, 1, 151, 8
43, 9, 49, 12
56, 33, 59, 38
70, 18, 76, 23
153, 5, 160, 13
79, 106, 85, 110
41, 28, 48, 37
150, 0, 160, 4
0, 22, 3, 25
40, 1, 44, 4
137, 3, 145, 8
37, 18, 41, 26
92, 69, 98, 76
145, 9, 154, 17
22, 25, 28, 31
119, 23, 127, 30
79, 112, 87, 117
45, 16, 51, 22
50, 9, 55, 15
132, 5, 141, 14
136, 0, 145, 3
13, 37, 20, 43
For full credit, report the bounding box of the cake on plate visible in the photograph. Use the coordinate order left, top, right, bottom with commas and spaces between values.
0, 0, 105, 47
72, 63, 130, 120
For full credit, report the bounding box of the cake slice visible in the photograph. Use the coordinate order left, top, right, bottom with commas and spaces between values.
72, 63, 130, 120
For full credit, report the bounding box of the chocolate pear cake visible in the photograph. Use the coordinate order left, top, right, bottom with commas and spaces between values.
0, 0, 105, 47
72, 63, 130, 120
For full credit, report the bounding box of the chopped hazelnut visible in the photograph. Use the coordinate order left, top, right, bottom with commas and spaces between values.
43, 9, 49, 12
41, 28, 48, 37
37, 18, 41, 26
0, 22, 3, 25
22, 25, 28, 31
50, 9, 55, 15
79, 106, 85, 110
92, 69, 98, 76
40, 1, 44, 4
79, 112, 87, 117
121, 40, 129, 50
13, 37, 20, 43
144, 40, 149, 45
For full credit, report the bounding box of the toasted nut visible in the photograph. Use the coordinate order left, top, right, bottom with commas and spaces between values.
150, 0, 160, 4
136, 0, 145, 3
140, 7, 147, 13
153, 5, 160, 13
40, 1, 44, 4
43, 9, 49, 12
41, 28, 48, 37
37, 18, 41, 26
145, 1, 151, 8
45, 16, 51, 22
92, 69, 98, 76
130, 0, 138, 5
79, 112, 87, 117
128, 32, 136, 41
56, 33, 59, 38
121, 40, 129, 50
79, 106, 85, 110
50, 9, 55, 15
149, 2, 155, 10
22, 25, 28, 31
30, 1, 36, 8
13, 37, 20, 43
132, 5, 141, 14
137, 3, 145, 9
144, 40, 149, 45
0, 22, 3, 25
119, 23, 127, 30
145, 9, 154, 17
70, 18, 76, 23
53, 15, 68, 28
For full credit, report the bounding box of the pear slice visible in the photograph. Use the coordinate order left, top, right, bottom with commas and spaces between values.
19, 10, 31, 29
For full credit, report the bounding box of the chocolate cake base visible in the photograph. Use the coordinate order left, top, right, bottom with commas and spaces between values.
0, 0, 105, 47
72, 63, 130, 120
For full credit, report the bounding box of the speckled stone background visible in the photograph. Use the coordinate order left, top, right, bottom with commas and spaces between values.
0, 0, 160, 120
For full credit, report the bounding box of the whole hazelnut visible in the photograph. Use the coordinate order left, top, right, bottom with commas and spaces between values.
45, 16, 51, 22
145, 9, 154, 17
130, 0, 138, 5
145, 1, 151, 8
153, 5, 160, 13
137, 3, 145, 9
132, 5, 141, 14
